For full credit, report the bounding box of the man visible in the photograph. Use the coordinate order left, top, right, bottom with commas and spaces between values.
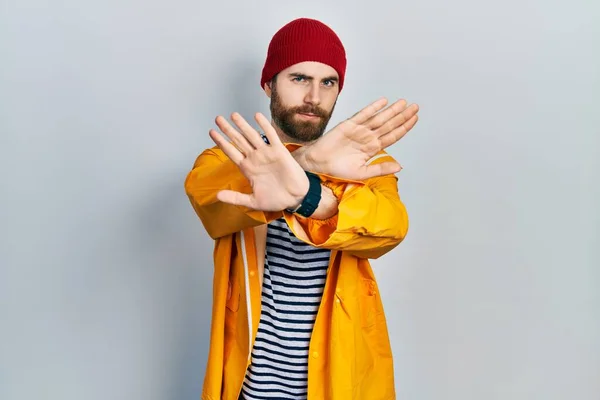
185, 17, 419, 400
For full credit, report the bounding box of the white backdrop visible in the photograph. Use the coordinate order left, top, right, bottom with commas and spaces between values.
1, 0, 598, 399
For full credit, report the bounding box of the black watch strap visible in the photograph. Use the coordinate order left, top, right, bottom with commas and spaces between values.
287, 171, 321, 217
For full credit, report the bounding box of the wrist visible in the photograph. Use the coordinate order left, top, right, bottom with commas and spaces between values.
286, 171, 322, 217
310, 185, 338, 220
288, 174, 309, 212
292, 145, 321, 172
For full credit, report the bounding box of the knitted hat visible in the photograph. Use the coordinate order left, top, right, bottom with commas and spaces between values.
260, 18, 347, 92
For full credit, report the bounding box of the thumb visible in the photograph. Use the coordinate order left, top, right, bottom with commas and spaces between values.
216, 190, 255, 208
360, 161, 402, 179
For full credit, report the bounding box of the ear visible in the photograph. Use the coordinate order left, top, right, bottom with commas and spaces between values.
263, 81, 272, 97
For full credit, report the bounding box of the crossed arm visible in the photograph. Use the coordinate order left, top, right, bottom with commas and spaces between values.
184, 97, 419, 257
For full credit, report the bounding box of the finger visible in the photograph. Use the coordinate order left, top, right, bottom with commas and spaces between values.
366, 99, 408, 130
255, 112, 284, 148
349, 97, 388, 124
231, 112, 268, 149
360, 161, 403, 180
375, 103, 419, 137
216, 190, 255, 208
378, 114, 419, 149
215, 115, 254, 155
209, 129, 245, 164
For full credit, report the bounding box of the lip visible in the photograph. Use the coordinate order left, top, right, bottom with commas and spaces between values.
297, 113, 320, 119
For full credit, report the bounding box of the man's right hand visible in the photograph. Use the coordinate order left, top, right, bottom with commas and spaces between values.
293, 97, 419, 180
208, 112, 310, 212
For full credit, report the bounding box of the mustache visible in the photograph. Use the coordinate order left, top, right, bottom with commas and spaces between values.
290, 105, 328, 118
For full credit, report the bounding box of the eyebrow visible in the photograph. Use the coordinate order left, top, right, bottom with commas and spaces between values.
288, 72, 339, 82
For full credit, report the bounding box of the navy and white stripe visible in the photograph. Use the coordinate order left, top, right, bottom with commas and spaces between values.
241, 217, 331, 400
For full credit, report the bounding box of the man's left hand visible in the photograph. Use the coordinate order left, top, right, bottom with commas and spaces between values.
293, 97, 419, 180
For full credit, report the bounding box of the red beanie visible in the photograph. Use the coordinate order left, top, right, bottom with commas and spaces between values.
260, 18, 347, 92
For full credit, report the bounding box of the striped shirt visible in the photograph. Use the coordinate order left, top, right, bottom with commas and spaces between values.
240, 217, 331, 400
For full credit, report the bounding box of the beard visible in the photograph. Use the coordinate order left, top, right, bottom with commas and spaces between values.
269, 84, 336, 143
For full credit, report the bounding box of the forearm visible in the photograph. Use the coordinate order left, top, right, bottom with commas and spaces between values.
281, 147, 338, 220
284, 174, 409, 259
310, 185, 338, 220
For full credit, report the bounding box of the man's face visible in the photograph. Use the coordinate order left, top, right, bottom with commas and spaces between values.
266, 61, 340, 142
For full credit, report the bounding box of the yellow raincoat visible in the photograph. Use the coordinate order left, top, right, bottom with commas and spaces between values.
184, 143, 409, 400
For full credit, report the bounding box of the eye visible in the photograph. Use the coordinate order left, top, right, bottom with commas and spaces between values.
293, 76, 306, 82
323, 79, 336, 87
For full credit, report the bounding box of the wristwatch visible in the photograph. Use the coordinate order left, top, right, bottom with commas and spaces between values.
286, 171, 321, 217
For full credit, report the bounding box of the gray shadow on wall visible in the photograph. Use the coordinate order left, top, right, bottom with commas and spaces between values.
165, 55, 266, 399
130, 171, 215, 400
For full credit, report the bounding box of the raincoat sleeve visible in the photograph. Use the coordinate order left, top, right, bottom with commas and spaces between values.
184, 147, 282, 239
284, 152, 409, 259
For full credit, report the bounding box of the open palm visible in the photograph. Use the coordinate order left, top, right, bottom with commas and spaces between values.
299, 98, 419, 180
209, 112, 309, 211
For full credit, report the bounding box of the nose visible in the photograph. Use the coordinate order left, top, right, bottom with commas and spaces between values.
304, 82, 321, 106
